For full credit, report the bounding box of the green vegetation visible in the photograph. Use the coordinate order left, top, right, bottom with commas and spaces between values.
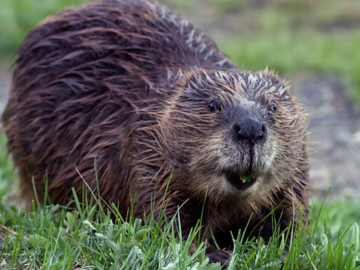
1, 0, 360, 269
219, 32, 360, 100
0, 0, 90, 58
1, 130, 360, 268
209, 0, 248, 14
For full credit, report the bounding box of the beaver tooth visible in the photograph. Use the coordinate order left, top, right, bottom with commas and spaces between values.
251, 174, 256, 180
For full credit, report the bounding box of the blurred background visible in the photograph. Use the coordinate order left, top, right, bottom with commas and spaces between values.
0, 0, 360, 205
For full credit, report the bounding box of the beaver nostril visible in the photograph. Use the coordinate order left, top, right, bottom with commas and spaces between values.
233, 124, 241, 134
261, 125, 266, 134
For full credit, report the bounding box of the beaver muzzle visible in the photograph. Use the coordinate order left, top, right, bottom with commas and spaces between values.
223, 117, 266, 190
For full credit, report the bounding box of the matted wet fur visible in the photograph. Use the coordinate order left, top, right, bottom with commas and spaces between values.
1, 0, 311, 267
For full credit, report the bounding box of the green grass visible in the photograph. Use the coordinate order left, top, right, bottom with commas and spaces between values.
209, 0, 248, 14
0, 0, 90, 57
0, 131, 14, 200
218, 31, 360, 101
1, 132, 360, 269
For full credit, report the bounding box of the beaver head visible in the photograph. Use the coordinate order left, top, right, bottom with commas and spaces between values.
159, 68, 307, 209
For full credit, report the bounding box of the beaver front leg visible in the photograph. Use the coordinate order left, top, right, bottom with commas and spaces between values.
248, 187, 309, 254
205, 246, 232, 268
132, 190, 232, 267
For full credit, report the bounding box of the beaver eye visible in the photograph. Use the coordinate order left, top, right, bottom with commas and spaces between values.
267, 101, 277, 117
271, 102, 277, 112
208, 100, 221, 112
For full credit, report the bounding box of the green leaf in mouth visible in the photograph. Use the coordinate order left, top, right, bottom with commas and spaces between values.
241, 174, 252, 183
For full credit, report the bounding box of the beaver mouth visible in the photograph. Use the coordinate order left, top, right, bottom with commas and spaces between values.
223, 144, 260, 190
223, 170, 258, 190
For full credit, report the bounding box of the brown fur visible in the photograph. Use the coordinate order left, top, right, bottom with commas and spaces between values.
1, 0, 311, 267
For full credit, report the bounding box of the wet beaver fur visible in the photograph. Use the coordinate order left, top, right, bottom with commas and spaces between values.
1, 0, 311, 267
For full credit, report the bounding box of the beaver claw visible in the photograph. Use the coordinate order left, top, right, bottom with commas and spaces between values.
206, 247, 232, 269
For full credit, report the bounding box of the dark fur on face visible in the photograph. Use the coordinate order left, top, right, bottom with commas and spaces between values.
1, 0, 311, 267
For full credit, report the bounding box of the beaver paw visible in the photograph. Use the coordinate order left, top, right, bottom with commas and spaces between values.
206, 247, 232, 269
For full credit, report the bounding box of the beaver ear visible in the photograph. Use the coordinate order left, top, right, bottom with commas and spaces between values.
167, 68, 187, 87
267, 85, 290, 98
276, 85, 290, 97
175, 79, 187, 87
262, 67, 290, 96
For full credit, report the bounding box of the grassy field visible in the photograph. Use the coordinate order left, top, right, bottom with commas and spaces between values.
1, 0, 360, 269
1, 130, 360, 269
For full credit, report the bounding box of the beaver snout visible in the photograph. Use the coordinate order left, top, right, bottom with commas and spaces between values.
233, 118, 267, 143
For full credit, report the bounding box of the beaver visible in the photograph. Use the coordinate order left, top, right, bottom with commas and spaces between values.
1, 0, 311, 267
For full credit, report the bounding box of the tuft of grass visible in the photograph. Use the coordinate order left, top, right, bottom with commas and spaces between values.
0, 194, 214, 269
1, 131, 360, 269
1, 181, 360, 269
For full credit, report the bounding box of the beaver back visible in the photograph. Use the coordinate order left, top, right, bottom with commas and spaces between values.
1, 0, 235, 207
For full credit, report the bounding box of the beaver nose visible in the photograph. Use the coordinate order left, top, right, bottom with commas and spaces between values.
233, 118, 266, 143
